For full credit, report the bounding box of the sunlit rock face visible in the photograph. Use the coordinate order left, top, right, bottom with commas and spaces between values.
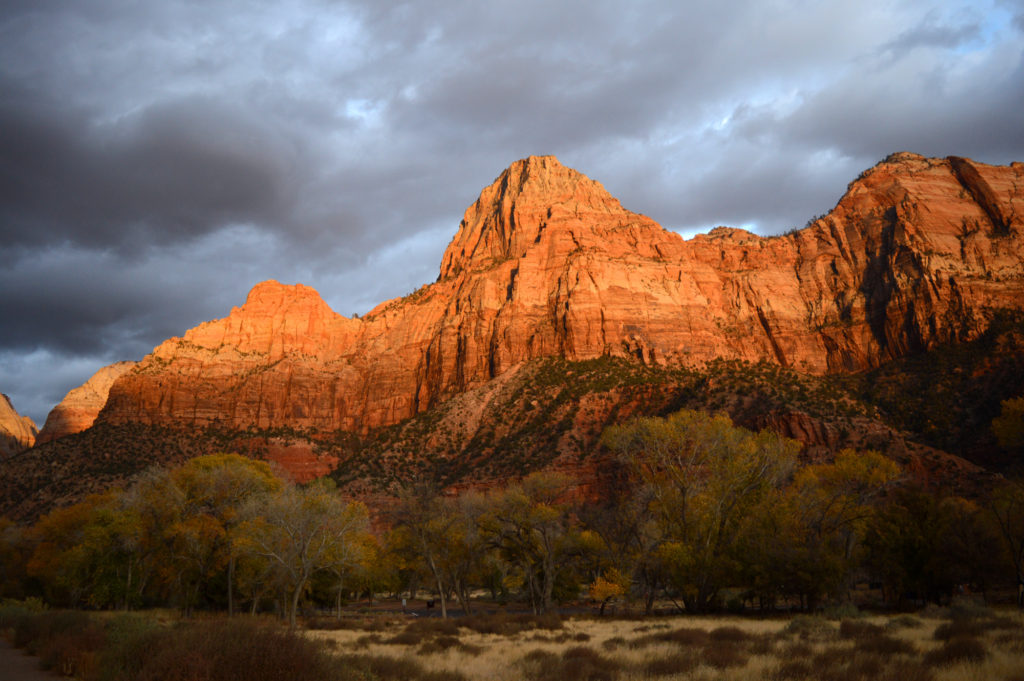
0, 393, 37, 457
96, 154, 1024, 433
37, 361, 137, 444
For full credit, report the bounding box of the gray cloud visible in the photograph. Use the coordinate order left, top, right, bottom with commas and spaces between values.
1, 0, 1022, 425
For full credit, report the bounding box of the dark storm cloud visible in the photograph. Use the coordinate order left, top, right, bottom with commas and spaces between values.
1, 0, 1022, 425
0, 88, 301, 251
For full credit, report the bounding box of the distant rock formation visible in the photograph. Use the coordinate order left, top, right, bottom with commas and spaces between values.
96, 153, 1023, 437
37, 361, 137, 444
0, 393, 37, 457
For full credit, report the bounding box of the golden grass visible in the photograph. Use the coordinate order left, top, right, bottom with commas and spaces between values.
308, 610, 1024, 681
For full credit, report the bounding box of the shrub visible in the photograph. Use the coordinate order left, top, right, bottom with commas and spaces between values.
601, 636, 625, 650
853, 634, 916, 657
709, 625, 750, 642
886, 614, 923, 630
823, 602, 862, 620
519, 646, 619, 681
306, 616, 391, 631
640, 651, 699, 677
947, 597, 992, 621
933, 618, 983, 640
417, 635, 483, 656
701, 640, 749, 670
406, 617, 461, 637
38, 622, 106, 678
782, 615, 834, 638
923, 636, 988, 667
130, 619, 350, 681
14, 610, 93, 654
460, 612, 562, 635
838, 619, 884, 639
336, 653, 428, 681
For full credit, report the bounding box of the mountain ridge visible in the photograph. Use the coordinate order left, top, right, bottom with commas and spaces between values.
3, 152, 1022, 520
94, 152, 1023, 434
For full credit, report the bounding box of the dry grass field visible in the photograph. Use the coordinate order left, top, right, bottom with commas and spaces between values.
306, 607, 1024, 681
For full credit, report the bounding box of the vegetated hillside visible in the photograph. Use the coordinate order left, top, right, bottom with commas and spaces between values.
3, 152, 1023, 520
0, 332, 1010, 523
831, 311, 1024, 471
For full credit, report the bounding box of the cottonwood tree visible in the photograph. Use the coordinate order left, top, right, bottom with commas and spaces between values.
125, 454, 281, 615
240, 479, 369, 629
478, 472, 578, 614
26, 491, 144, 609
735, 450, 900, 610
166, 454, 281, 615
390, 487, 485, 617
988, 478, 1024, 607
602, 410, 799, 612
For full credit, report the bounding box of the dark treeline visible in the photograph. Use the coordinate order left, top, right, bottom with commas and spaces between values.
2, 410, 1023, 623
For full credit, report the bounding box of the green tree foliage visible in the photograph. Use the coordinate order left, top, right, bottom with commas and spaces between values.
864, 487, 1002, 606
744, 450, 900, 608
239, 479, 370, 629
123, 454, 282, 615
992, 397, 1024, 451
602, 410, 800, 612
0, 516, 30, 598
25, 491, 145, 609
389, 487, 485, 617
988, 478, 1024, 606
478, 472, 580, 614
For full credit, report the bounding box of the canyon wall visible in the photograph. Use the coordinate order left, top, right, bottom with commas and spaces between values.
96, 153, 1024, 433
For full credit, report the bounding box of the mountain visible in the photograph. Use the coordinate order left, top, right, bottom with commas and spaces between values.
0, 394, 37, 457
36, 361, 137, 444
2, 153, 1022, 520
99, 153, 1024, 432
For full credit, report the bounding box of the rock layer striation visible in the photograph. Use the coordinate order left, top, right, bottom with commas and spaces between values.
97, 154, 1024, 433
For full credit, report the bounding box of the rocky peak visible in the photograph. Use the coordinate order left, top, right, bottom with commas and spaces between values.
167, 280, 352, 360
1, 392, 37, 456
37, 361, 137, 444
438, 155, 631, 279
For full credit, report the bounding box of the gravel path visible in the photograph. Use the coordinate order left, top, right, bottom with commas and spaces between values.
0, 637, 61, 681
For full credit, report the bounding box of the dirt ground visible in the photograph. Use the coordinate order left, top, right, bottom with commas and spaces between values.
0, 637, 61, 681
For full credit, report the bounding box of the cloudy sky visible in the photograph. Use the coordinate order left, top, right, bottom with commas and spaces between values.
1, 0, 1023, 426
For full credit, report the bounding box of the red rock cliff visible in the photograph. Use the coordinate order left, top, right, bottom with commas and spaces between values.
1, 393, 37, 457
98, 153, 1024, 433
36, 361, 137, 444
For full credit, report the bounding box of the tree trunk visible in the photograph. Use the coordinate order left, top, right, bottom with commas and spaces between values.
227, 556, 235, 617
289, 579, 306, 630
435, 572, 448, 618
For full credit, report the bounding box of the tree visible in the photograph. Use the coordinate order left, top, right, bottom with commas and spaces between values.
578, 476, 666, 615
602, 410, 799, 612
478, 472, 579, 614
123, 454, 281, 615
988, 478, 1024, 607
993, 397, 1024, 451
240, 479, 369, 629
390, 488, 464, 618
780, 449, 900, 607
26, 491, 144, 609
862, 487, 995, 606
166, 454, 281, 615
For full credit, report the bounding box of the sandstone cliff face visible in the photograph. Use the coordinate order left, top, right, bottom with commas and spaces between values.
99, 153, 1024, 433
37, 361, 137, 444
0, 393, 37, 457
